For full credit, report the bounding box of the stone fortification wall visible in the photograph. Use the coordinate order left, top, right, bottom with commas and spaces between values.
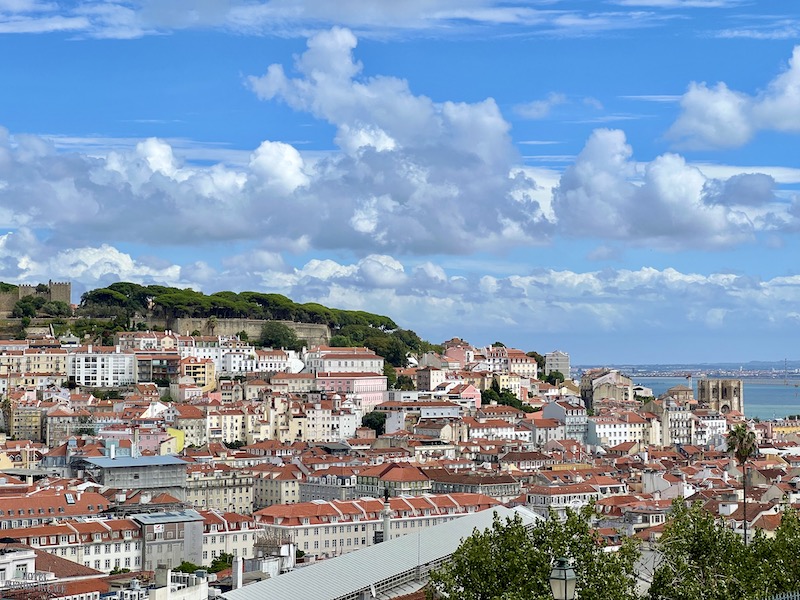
153, 318, 330, 346
0, 291, 16, 314
0, 281, 72, 316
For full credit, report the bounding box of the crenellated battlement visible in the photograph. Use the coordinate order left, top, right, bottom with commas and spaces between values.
0, 280, 72, 315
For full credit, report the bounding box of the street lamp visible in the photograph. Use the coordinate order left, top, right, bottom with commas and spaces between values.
549, 557, 577, 600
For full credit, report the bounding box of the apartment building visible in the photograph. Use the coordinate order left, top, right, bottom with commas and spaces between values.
68, 346, 136, 388
253, 493, 499, 558
299, 467, 359, 502
185, 463, 254, 514
314, 372, 388, 414
355, 463, 432, 497
252, 464, 304, 509
527, 483, 601, 520
199, 510, 258, 565
133, 510, 204, 572
542, 399, 589, 444
0, 491, 114, 529
179, 357, 216, 393
544, 350, 570, 377
1, 519, 142, 573
304, 346, 384, 376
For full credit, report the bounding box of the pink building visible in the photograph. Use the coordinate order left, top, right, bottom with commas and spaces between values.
314, 372, 388, 414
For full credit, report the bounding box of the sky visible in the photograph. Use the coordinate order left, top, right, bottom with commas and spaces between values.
0, 0, 799, 365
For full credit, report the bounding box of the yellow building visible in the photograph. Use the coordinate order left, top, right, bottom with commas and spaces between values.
180, 356, 216, 393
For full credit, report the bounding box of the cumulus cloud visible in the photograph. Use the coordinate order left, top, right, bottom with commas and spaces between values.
668, 45, 800, 148
244, 27, 547, 253
2, 220, 799, 361
0, 28, 551, 256
0, 229, 181, 292
549, 128, 791, 249
0, 27, 795, 266
144, 250, 800, 360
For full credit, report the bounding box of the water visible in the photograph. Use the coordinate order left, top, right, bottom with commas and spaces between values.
633, 377, 800, 421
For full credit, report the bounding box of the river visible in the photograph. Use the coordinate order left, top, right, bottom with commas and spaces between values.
632, 377, 800, 421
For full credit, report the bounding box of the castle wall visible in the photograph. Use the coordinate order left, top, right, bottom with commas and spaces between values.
138, 317, 330, 347
0, 281, 72, 316
0, 291, 17, 315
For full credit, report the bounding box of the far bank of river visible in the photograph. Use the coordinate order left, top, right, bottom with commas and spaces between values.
632, 377, 800, 421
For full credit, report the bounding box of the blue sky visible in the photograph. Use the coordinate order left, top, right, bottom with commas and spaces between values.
1, 0, 799, 365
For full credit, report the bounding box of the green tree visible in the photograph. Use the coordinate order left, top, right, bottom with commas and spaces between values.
361, 411, 386, 435
259, 321, 301, 351
395, 375, 415, 391
526, 351, 546, 374
648, 499, 762, 600
383, 363, 397, 389
545, 370, 565, 386
428, 512, 548, 600
763, 507, 800, 595
429, 507, 640, 600
727, 423, 757, 545
174, 561, 202, 574
41, 300, 72, 317
209, 552, 233, 573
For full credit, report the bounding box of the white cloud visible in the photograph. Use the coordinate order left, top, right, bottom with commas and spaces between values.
612, 0, 740, 6
0, 231, 181, 290
550, 128, 787, 249
249, 140, 309, 193
0, 0, 699, 39
668, 45, 800, 148
2, 228, 799, 361
0, 28, 796, 261
516, 93, 568, 119
245, 27, 546, 253
716, 18, 800, 41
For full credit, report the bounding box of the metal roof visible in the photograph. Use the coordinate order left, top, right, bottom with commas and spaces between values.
222, 505, 542, 600
80, 455, 188, 468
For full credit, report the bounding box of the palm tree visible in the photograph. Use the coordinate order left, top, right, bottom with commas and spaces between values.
727, 423, 757, 544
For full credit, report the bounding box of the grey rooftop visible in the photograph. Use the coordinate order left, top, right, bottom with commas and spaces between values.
222, 504, 542, 600
81, 455, 189, 468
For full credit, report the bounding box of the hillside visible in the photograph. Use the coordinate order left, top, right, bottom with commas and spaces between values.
78, 282, 440, 367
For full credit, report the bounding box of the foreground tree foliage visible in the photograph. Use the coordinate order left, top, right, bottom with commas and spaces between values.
428, 506, 640, 600
648, 500, 800, 600
430, 501, 800, 600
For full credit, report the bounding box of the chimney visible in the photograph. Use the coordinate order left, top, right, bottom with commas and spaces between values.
232, 554, 244, 590
155, 564, 170, 589
109, 444, 116, 460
